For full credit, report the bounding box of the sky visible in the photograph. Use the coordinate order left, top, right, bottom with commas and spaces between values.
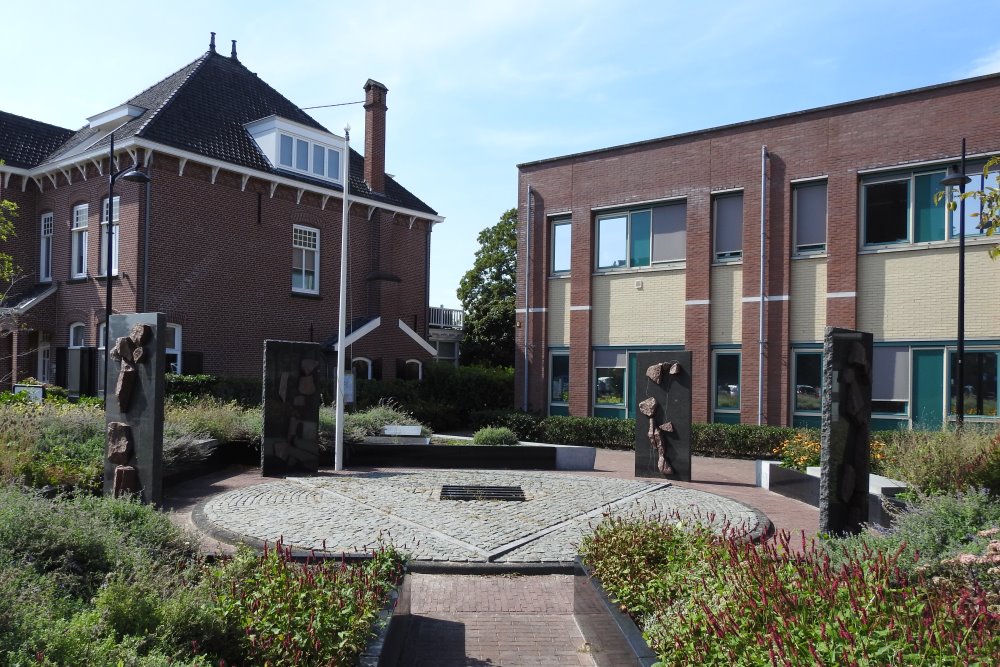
4, 1, 1000, 309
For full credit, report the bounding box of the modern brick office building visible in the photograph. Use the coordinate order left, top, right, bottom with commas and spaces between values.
0, 36, 442, 394
516, 73, 1000, 430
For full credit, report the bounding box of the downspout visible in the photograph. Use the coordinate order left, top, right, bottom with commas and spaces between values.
758, 146, 769, 425
522, 185, 532, 412
141, 177, 151, 312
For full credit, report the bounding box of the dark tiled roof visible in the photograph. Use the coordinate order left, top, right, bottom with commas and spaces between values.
0, 111, 74, 169
22, 50, 437, 216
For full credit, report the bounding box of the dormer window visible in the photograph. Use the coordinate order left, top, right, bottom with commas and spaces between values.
245, 116, 344, 185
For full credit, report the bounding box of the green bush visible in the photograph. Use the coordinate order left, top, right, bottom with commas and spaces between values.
580, 511, 1000, 665
472, 426, 518, 446
691, 422, 797, 459
881, 427, 1000, 495
166, 373, 263, 406
469, 409, 544, 441
538, 415, 633, 449
323, 402, 429, 446
164, 397, 262, 445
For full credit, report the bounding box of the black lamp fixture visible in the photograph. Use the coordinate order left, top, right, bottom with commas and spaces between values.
939, 139, 971, 427
103, 132, 151, 407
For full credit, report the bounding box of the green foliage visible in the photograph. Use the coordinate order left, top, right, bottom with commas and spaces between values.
825, 488, 1000, 575
0, 485, 403, 666
210, 540, 404, 667
324, 401, 429, 446
538, 415, 634, 449
470, 409, 544, 441
580, 510, 1000, 666
472, 426, 518, 446
0, 170, 17, 283
457, 208, 517, 366
881, 427, 1000, 495
691, 422, 797, 459
354, 362, 514, 431
164, 396, 262, 445
166, 373, 263, 406
938, 155, 1000, 259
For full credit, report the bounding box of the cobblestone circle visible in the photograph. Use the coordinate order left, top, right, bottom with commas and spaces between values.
199, 469, 765, 563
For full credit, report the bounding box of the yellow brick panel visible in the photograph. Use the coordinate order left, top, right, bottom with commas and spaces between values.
858, 244, 997, 340
710, 264, 743, 344
790, 258, 826, 342
591, 270, 686, 346
547, 278, 571, 346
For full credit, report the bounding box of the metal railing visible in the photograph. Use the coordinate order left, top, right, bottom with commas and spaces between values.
429, 306, 464, 329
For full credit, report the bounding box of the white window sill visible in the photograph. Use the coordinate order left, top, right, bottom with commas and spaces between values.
860, 236, 996, 255
592, 262, 686, 277
792, 252, 827, 261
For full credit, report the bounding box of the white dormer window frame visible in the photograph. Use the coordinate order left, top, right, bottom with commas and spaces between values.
244, 116, 345, 185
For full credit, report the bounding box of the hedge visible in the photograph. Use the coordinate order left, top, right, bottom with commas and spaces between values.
165, 374, 263, 406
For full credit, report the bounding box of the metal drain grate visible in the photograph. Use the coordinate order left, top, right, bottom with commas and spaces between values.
440, 485, 526, 501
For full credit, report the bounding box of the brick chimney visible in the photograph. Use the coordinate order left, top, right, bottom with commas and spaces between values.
364, 79, 388, 193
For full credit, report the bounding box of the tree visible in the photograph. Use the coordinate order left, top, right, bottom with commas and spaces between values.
0, 160, 16, 282
457, 208, 516, 367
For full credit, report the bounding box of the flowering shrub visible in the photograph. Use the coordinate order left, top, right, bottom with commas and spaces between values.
773, 431, 889, 474
580, 513, 1000, 666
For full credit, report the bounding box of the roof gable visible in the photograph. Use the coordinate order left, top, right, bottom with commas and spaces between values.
0, 111, 74, 169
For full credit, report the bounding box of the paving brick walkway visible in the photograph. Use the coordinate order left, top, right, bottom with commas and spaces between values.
164, 451, 818, 666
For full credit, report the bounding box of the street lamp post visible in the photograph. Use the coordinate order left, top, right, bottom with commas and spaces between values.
103, 133, 151, 407
941, 139, 971, 428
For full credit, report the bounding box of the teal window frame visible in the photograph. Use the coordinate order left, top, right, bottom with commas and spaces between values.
551, 218, 572, 274
713, 351, 741, 415
948, 349, 999, 419
862, 169, 961, 248
872, 346, 910, 415
549, 351, 570, 410
792, 180, 827, 254
792, 350, 822, 414
595, 202, 685, 271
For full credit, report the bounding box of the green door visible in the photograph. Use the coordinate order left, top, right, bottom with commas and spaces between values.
912, 349, 944, 429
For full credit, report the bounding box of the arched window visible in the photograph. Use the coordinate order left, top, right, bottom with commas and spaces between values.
402, 359, 423, 381
352, 357, 372, 380
68, 322, 86, 348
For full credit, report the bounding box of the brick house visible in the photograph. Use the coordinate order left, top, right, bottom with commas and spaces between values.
516, 73, 1000, 430
0, 37, 443, 394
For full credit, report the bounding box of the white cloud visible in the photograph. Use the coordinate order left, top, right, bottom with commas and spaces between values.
969, 44, 1000, 77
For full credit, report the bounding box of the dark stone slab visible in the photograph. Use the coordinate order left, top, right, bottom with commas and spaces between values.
820, 327, 873, 535
103, 312, 165, 505
574, 557, 657, 667
634, 351, 692, 482
261, 340, 324, 476
768, 465, 821, 506
345, 443, 557, 470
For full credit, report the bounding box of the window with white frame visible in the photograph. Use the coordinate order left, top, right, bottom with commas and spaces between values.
71, 204, 89, 278
594, 350, 625, 406
278, 133, 342, 181
165, 324, 182, 374
595, 201, 686, 270
352, 357, 372, 380
712, 193, 743, 261
36, 340, 51, 384
792, 351, 822, 413
97, 324, 107, 392
40, 213, 53, 282
402, 359, 422, 381
793, 181, 827, 254
949, 350, 998, 418
551, 219, 571, 273
713, 352, 740, 413
69, 322, 86, 348
100, 196, 120, 276
872, 346, 909, 414
550, 352, 569, 406
292, 225, 319, 294
863, 170, 953, 246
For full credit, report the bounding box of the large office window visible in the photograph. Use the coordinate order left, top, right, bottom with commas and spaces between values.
712, 193, 743, 261
793, 351, 822, 413
292, 225, 319, 294
594, 350, 625, 406
71, 204, 89, 278
872, 346, 909, 414
950, 168, 1000, 237
596, 202, 686, 270
793, 181, 827, 254
39, 213, 53, 282
713, 352, 740, 414
863, 171, 952, 246
100, 196, 120, 276
551, 219, 571, 273
950, 350, 998, 418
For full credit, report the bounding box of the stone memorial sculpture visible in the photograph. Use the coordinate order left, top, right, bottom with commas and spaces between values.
103, 313, 166, 505
262, 340, 324, 475
634, 351, 692, 481
820, 327, 873, 535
